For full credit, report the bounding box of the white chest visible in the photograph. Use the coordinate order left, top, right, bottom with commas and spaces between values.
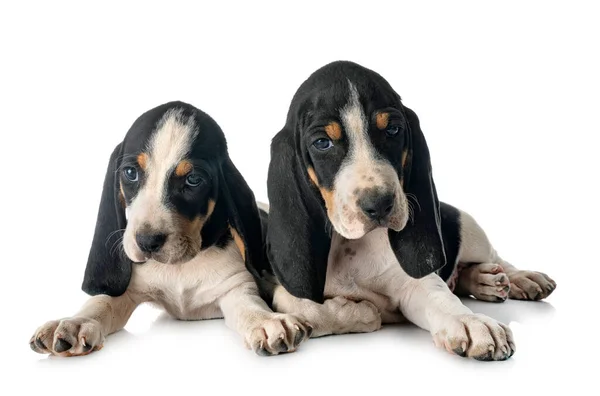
129, 242, 252, 320
325, 228, 407, 321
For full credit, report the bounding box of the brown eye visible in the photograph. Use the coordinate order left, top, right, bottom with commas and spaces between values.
185, 173, 203, 187
123, 167, 138, 182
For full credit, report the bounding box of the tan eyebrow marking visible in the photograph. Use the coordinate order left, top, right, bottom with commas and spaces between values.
376, 112, 390, 130
137, 153, 148, 170
324, 122, 342, 140
175, 160, 193, 176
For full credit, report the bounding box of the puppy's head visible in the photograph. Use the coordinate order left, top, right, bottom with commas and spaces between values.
267, 61, 445, 302
82, 102, 265, 296
119, 106, 220, 265
300, 80, 410, 239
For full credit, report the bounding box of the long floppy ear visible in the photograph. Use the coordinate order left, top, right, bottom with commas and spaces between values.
219, 156, 269, 279
265, 131, 331, 303
81, 143, 132, 296
388, 107, 447, 278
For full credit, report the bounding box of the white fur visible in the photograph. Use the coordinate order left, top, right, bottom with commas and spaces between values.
332, 81, 407, 239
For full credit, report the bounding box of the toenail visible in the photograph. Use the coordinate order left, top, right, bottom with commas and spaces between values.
35, 338, 45, 350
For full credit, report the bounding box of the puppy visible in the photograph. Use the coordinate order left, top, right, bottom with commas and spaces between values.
29, 101, 310, 357
259, 61, 557, 361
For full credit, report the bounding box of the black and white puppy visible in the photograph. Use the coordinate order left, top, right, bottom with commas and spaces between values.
260, 61, 557, 361
29, 101, 310, 357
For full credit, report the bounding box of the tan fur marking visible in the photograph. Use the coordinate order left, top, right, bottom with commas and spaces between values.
325, 122, 342, 140
401, 149, 409, 168
320, 187, 336, 218
186, 216, 203, 238
376, 112, 389, 130
207, 199, 216, 218
230, 227, 246, 261
307, 166, 319, 186
137, 153, 148, 170
175, 160, 193, 177
179, 199, 216, 239
308, 166, 335, 217
119, 181, 126, 208
400, 149, 409, 187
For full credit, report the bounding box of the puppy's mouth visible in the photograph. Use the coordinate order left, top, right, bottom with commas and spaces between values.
129, 235, 200, 265
335, 197, 408, 239
140, 248, 197, 265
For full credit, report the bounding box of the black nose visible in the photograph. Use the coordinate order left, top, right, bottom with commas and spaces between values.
359, 192, 395, 222
136, 233, 167, 254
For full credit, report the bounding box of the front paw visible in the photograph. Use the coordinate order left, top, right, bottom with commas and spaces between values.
322, 296, 382, 334
29, 317, 104, 357
246, 314, 312, 356
432, 314, 515, 361
508, 270, 556, 301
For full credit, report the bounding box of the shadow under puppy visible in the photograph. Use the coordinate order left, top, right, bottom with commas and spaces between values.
257, 61, 557, 361
29, 101, 310, 357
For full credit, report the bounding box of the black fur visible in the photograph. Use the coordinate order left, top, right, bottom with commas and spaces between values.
82, 101, 265, 297
263, 61, 461, 303
266, 131, 332, 303
438, 202, 462, 283
82, 142, 131, 296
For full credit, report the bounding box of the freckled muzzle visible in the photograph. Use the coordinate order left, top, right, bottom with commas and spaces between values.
331, 160, 408, 239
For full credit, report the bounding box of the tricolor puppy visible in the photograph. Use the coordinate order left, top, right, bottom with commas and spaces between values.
261, 61, 557, 361
29, 101, 310, 357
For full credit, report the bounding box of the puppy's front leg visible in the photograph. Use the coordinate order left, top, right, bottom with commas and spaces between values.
30, 292, 140, 357
219, 283, 311, 356
272, 285, 382, 338
398, 274, 515, 361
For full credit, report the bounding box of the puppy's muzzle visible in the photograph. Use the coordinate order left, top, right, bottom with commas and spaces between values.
358, 191, 395, 225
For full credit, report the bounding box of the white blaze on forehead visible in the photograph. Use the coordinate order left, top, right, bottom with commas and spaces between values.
144, 108, 198, 199
330, 80, 408, 239
340, 82, 375, 163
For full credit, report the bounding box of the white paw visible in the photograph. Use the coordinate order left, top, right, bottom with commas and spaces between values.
432, 313, 515, 361
322, 296, 382, 334
459, 263, 511, 302
30, 317, 105, 357
508, 270, 556, 301
246, 314, 311, 356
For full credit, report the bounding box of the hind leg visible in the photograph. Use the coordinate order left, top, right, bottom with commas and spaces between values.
498, 260, 556, 301
454, 263, 511, 302
452, 209, 556, 302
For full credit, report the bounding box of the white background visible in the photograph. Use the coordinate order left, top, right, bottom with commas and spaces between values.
2, 1, 599, 394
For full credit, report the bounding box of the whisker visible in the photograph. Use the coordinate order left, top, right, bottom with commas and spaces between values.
405, 193, 422, 212
407, 200, 416, 225
105, 229, 126, 248
110, 237, 124, 257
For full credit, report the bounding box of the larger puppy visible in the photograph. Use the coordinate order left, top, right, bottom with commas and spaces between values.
29, 101, 310, 357
262, 61, 557, 361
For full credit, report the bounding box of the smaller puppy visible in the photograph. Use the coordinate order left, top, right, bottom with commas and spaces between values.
29, 101, 310, 357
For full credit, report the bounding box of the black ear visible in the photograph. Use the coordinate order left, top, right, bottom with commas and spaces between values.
265, 130, 331, 303
82, 143, 132, 296
388, 107, 446, 278
219, 156, 269, 279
